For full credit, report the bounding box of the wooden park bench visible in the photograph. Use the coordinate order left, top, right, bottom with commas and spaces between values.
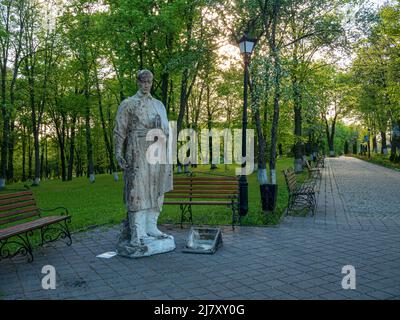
304, 159, 322, 180
0, 190, 72, 262
316, 155, 325, 168
282, 168, 316, 216
164, 175, 240, 229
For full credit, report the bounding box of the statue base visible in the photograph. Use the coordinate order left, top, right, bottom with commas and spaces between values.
116, 235, 176, 258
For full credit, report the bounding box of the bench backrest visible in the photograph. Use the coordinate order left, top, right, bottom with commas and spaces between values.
0, 191, 40, 226
282, 169, 297, 193
304, 159, 315, 171
165, 176, 239, 200
316, 155, 325, 166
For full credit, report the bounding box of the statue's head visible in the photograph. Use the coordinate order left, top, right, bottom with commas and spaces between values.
137, 69, 153, 95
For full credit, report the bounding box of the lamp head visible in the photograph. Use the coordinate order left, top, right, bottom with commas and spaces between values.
239, 34, 256, 55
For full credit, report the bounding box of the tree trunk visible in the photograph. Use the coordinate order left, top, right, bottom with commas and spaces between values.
67, 116, 77, 181
327, 137, 334, 156
168, 80, 174, 115
206, 84, 217, 170
0, 0, 24, 185
76, 150, 83, 177
0, 3, 11, 189
45, 136, 49, 179
56, 118, 67, 182
28, 64, 41, 186
292, 61, 303, 173
390, 136, 397, 161
249, 59, 268, 185
177, 68, 189, 134
76, 118, 84, 177
84, 84, 95, 183
394, 120, 400, 160
329, 139, 334, 156
40, 136, 45, 180
381, 131, 387, 155
28, 63, 40, 186
94, 66, 117, 179
27, 11, 53, 186
7, 120, 15, 181
0, 66, 9, 189
161, 72, 169, 110
28, 136, 33, 180
269, 49, 281, 184
177, 10, 194, 134
252, 90, 268, 185
372, 135, 378, 153
33, 129, 40, 186
324, 116, 336, 157
268, 0, 281, 185
22, 127, 27, 182
59, 139, 66, 181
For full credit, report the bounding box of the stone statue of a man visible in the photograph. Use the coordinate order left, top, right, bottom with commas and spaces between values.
114, 69, 175, 258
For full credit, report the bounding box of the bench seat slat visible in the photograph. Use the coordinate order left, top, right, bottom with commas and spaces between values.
0, 200, 37, 212
174, 181, 238, 186
288, 181, 297, 187
0, 191, 32, 200
167, 190, 237, 195
164, 194, 238, 199
172, 186, 238, 190
1, 211, 39, 225
0, 206, 39, 220
0, 215, 68, 240
173, 176, 237, 180
164, 200, 235, 205
0, 195, 35, 206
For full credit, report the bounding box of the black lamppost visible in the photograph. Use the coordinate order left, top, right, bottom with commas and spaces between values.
238, 34, 256, 216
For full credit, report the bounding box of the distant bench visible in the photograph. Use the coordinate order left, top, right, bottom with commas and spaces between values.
282, 168, 316, 216
316, 155, 325, 168
0, 190, 72, 262
304, 159, 322, 180
164, 175, 240, 229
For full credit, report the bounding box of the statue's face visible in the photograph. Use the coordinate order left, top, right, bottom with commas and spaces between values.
138, 75, 153, 95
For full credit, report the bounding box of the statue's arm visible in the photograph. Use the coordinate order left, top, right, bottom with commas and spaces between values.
114, 102, 128, 169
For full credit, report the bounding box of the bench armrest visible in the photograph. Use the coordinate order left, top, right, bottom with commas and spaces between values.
38, 206, 70, 216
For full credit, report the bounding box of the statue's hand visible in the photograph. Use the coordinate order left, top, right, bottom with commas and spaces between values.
116, 154, 128, 170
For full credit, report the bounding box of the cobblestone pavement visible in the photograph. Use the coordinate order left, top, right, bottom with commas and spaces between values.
1, 157, 399, 300
284, 156, 400, 231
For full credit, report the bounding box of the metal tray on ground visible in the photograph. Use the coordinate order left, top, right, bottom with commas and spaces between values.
182, 227, 223, 254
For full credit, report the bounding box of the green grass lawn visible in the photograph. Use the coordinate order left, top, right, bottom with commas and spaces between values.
352, 153, 400, 172
2, 157, 303, 234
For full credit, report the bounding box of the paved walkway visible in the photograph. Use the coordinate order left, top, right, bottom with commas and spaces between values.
284, 157, 400, 231
1, 157, 400, 300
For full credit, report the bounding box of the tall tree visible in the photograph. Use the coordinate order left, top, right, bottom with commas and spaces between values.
22, 1, 58, 186
0, 0, 28, 188
61, 1, 97, 182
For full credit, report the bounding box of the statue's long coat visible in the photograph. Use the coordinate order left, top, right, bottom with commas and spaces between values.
114, 91, 173, 212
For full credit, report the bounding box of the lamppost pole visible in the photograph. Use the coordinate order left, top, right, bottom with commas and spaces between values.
239, 52, 249, 216
238, 34, 256, 217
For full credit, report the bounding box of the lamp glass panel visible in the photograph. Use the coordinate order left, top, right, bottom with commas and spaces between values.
239, 41, 246, 53
245, 41, 254, 53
